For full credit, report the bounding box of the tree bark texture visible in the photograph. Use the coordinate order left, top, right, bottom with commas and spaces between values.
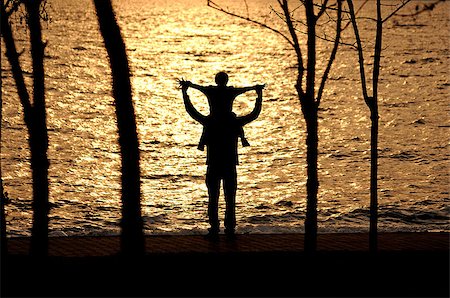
303, 0, 318, 253
23, 0, 50, 257
369, 108, 379, 252
369, 0, 382, 253
0, 2, 5, 257
302, 99, 319, 253
93, 0, 145, 256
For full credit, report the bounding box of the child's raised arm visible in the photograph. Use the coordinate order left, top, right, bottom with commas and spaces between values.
233, 84, 266, 96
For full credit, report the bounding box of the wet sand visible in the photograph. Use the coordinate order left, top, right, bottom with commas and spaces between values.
2, 232, 449, 297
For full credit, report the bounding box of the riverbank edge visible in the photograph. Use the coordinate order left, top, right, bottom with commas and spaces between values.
2, 232, 449, 297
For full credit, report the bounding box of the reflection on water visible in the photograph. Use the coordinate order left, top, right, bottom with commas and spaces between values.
1, 0, 449, 236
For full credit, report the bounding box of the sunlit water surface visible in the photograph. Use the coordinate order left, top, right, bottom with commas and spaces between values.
1, 0, 449, 236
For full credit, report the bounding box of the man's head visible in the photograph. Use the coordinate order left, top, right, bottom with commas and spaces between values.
215, 72, 229, 87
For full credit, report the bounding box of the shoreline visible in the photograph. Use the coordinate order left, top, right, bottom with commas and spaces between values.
2, 232, 449, 297
5, 231, 450, 257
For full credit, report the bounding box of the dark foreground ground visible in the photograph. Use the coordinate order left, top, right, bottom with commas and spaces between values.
2, 232, 449, 297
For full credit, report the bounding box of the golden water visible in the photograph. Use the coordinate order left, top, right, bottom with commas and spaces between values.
1, 0, 449, 236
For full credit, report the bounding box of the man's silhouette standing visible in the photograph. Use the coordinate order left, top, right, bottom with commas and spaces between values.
179, 72, 264, 239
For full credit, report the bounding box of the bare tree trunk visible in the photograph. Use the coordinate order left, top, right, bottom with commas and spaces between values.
93, 0, 144, 256
1, 1, 4, 256
0, 189, 5, 258
369, 106, 378, 252
347, 0, 390, 252
2, 0, 50, 257
0, 61, 5, 258
303, 0, 318, 253
26, 0, 50, 257
0, 3, 33, 117
302, 99, 319, 253
369, 0, 383, 253
1, 0, 28, 258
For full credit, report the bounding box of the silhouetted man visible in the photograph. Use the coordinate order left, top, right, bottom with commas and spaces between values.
179, 74, 264, 239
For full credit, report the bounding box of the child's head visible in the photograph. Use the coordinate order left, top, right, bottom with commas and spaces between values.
215, 72, 229, 87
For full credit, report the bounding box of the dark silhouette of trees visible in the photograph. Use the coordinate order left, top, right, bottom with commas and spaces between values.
208, 0, 343, 252
346, 0, 412, 252
93, 0, 145, 256
26, 0, 49, 258
1, 0, 50, 256
1, 124, 5, 258
1, 4, 5, 257
0, 191, 5, 258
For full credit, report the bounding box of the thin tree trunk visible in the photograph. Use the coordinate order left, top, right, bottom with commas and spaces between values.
303, 100, 319, 253
347, 0, 382, 252
1, 0, 50, 257
305, 0, 316, 99
369, 0, 383, 253
93, 0, 144, 256
1, 0, 31, 258
303, 0, 318, 253
369, 107, 378, 252
0, 67, 5, 258
26, 0, 50, 257
0, 0, 4, 256
0, 3, 33, 117
0, 188, 5, 258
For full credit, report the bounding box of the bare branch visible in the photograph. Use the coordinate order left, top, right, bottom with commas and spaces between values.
269, 4, 289, 25
396, 0, 445, 17
305, 0, 316, 99
293, 18, 355, 47
0, 0, 32, 116
382, 0, 412, 23
346, 0, 369, 100
243, 0, 249, 19
207, 0, 294, 48
311, 0, 349, 13
280, 0, 305, 93
316, 0, 330, 20
5, 0, 23, 18
342, 0, 369, 31
317, 0, 342, 104
280, 0, 304, 38
372, 0, 382, 98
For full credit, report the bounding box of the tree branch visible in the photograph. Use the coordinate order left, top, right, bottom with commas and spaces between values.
0, 0, 32, 116
396, 0, 445, 18
372, 0, 382, 98
382, 0, 411, 23
317, 0, 342, 105
207, 0, 294, 48
279, 0, 304, 77
346, 0, 369, 101
305, 0, 316, 99
5, 0, 23, 18
342, 0, 369, 30
316, 0, 330, 20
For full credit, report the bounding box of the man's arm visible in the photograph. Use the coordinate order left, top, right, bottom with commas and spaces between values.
237, 88, 263, 125
183, 87, 206, 125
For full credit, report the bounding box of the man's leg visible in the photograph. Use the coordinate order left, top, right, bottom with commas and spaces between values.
223, 166, 237, 235
206, 166, 220, 234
